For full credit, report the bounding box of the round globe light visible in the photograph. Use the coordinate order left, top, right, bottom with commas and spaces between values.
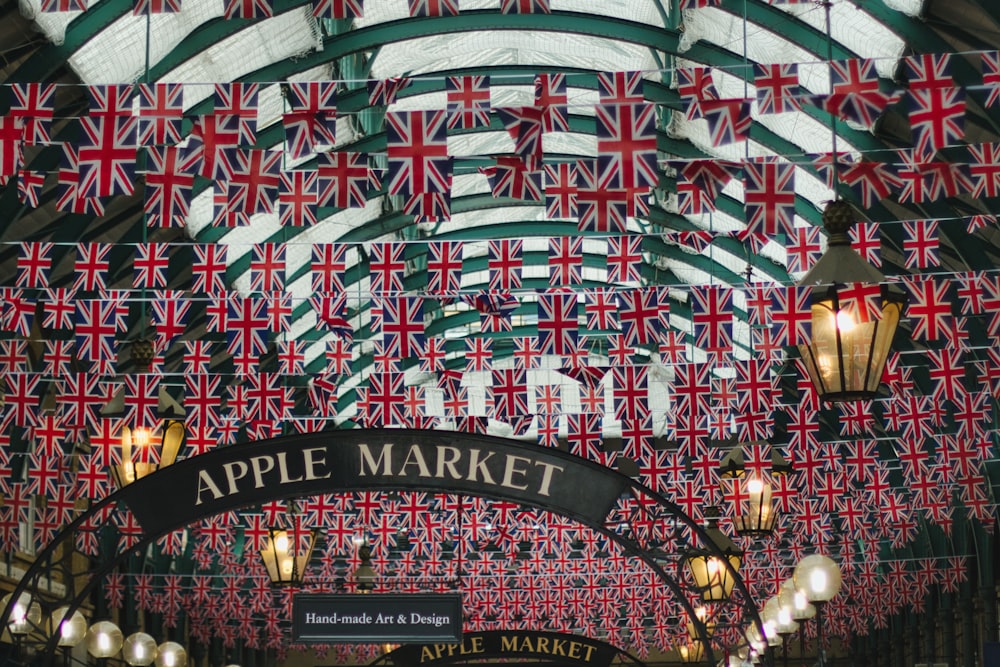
122, 632, 158, 666
85, 620, 124, 659
793, 554, 843, 603
1, 593, 42, 637
155, 641, 187, 667
50, 606, 88, 647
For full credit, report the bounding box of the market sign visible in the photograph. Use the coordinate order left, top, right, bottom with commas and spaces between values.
391, 631, 622, 667
292, 594, 463, 643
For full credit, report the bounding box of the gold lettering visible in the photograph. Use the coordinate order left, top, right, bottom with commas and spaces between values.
277, 452, 304, 483
535, 637, 550, 654
358, 443, 393, 476
194, 470, 225, 505
302, 447, 332, 480
400, 444, 432, 477
436, 446, 462, 479
534, 461, 564, 496
551, 639, 567, 656
248, 455, 275, 488
221, 461, 249, 494
501, 455, 532, 491
468, 636, 484, 654
419, 646, 436, 663
567, 641, 581, 659
500, 636, 518, 653
466, 449, 496, 484
519, 636, 534, 653
581, 645, 597, 661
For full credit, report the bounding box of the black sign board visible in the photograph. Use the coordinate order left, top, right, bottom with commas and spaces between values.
392, 631, 622, 667
292, 594, 463, 643
117, 429, 627, 537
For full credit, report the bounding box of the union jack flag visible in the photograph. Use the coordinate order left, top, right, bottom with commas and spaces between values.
537, 290, 579, 356
575, 159, 639, 233
754, 63, 800, 114
74, 300, 119, 364
73, 244, 110, 292
447, 76, 491, 130
133, 243, 170, 288
607, 235, 642, 283
133, 0, 182, 13
182, 115, 241, 178
904, 276, 952, 342
40, 0, 86, 13
982, 51, 1000, 108
743, 159, 795, 237
535, 73, 568, 132
675, 67, 718, 120
840, 160, 900, 208
699, 98, 751, 146
309, 294, 347, 331
150, 292, 190, 348
366, 372, 407, 426
87, 84, 133, 117
312, 0, 362, 18
488, 239, 523, 290
481, 157, 543, 201
612, 365, 649, 421
219, 148, 282, 214
42, 289, 76, 330
902, 219, 940, 268
17, 170, 43, 208
248, 243, 286, 293
311, 243, 348, 293
386, 110, 451, 196
10, 83, 56, 145
618, 288, 662, 346
56, 145, 104, 215
492, 369, 529, 419
226, 297, 270, 358
585, 288, 620, 330
378, 296, 425, 359
408, 0, 458, 15
404, 192, 452, 222
595, 102, 658, 189
191, 244, 228, 294
907, 87, 965, 160
500, 0, 549, 12
690, 285, 733, 354
426, 241, 463, 293
785, 226, 822, 274
77, 115, 137, 197
278, 170, 319, 226
548, 236, 583, 286
144, 146, 192, 228
495, 106, 544, 168
369, 242, 407, 295
317, 151, 373, 209
768, 285, 811, 345
214, 83, 259, 144
223, 0, 272, 17
905, 53, 954, 90
56, 372, 106, 430
544, 162, 577, 219
369, 77, 411, 106
598, 71, 644, 104
822, 58, 896, 128
16, 242, 53, 289
123, 374, 160, 428
967, 142, 1000, 198
136, 83, 183, 145
282, 81, 337, 158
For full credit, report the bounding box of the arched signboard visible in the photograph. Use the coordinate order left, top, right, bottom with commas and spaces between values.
3, 429, 765, 666
375, 630, 647, 667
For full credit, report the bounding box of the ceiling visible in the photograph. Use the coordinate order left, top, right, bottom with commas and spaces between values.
2, 0, 1000, 663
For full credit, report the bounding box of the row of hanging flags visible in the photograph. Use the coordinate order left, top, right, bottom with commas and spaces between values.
31, 0, 828, 17
2, 51, 1000, 226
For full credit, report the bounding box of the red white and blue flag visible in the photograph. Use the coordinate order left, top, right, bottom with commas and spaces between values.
278, 169, 319, 226
11, 83, 56, 145
598, 71, 644, 104
144, 146, 192, 228
77, 115, 137, 197
743, 159, 795, 237
136, 83, 183, 146
544, 162, 577, 219
481, 156, 543, 201
446, 76, 491, 129
408, 0, 458, 15
595, 102, 658, 189
214, 83, 259, 144
534, 73, 569, 132
312, 0, 363, 18
754, 63, 800, 114
537, 290, 579, 356
386, 110, 451, 196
